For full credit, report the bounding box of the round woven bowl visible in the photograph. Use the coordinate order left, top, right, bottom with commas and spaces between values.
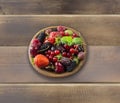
28, 26, 87, 78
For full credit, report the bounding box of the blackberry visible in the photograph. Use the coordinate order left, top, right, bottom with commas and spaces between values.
38, 42, 52, 53
66, 61, 76, 72
60, 57, 71, 67
38, 31, 46, 43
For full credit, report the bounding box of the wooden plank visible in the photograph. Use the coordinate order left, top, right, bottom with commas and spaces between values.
0, 46, 120, 83
0, 84, 119, 103
0, 15, 120, 46
0, 0, 120, 14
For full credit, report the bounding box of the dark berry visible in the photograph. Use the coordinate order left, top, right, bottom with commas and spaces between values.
60, 57, 71, 67
78, 45, 84, 52
38, 31, 46, 43
66, 61, 76, 72
38, 42, 52, 53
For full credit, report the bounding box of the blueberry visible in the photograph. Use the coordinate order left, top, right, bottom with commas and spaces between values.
66, 61, 76, 72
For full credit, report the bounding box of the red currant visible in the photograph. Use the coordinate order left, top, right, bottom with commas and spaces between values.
70, 48, 75, 54
60, 31, 65, 36
73, 33, 78, 37
55, 50, 60, 55
46, 54, 49, 58
62, 52, 67, 57
67, 53, 71, 58
64, 44, 70, 50
50, 51, 55, 56
49, 55, 53, 61
47, 50, 51, 54
53, 57, 58, 62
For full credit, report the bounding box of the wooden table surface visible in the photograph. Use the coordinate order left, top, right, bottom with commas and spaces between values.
0, 0, 120, 103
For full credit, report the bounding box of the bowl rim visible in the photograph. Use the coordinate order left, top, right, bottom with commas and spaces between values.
28, 26, 87, 78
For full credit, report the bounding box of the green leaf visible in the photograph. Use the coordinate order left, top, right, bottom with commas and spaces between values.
72, 37, 83, 45
61, 36, 73, 46
56, 54, 62, 60
73, 57, 79, 64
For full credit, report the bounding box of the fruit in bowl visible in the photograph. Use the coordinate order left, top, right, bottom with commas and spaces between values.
28, 26, 87, 77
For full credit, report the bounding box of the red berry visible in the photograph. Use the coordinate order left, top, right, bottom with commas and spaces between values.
31, 39, 41, 49
46, 37, 55, 44
50, 51, 55, 56
62, 52, 67, 57
46, 54, 49, 58
53, 57, 58, 62
57, 26, 66, 32
45, 28, 52, 34
70, 48, 75, 54
49, 55, 53, 61
55, 62, 64, 73
30, 46, 38, 57
64, 44, 70, 50
55, 50, 60, 55
67, 53, 71, 58
49, 32, 59, 38
65, 33, 69, 36
73, 33, 78, 37
60, 31, 65, 36
55, 62, 59, 66
47, 50, 51, 54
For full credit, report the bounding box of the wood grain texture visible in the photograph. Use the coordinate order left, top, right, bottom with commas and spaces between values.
0, 0, 120, 14
0, 15, 120, 46
0, 46, 120, 83
0, 84, 119, 103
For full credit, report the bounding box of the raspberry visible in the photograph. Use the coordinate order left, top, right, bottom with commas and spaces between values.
57, 26, 66, 32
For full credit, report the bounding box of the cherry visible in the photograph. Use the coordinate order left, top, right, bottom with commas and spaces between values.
64, 44, 70, 50
72, 33, 78, 37
47, 50, 51, 54
60, 31, 65, 36
62, 52, 67, 57
67, 53, 71, 58
54, 50, 60, 55
46, 54, 49, 58
55, 62, 59, 66
50, 51, 55, 56
70, 48, 75, 54
49, 55, 53, 61
53, 57, 58, 62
